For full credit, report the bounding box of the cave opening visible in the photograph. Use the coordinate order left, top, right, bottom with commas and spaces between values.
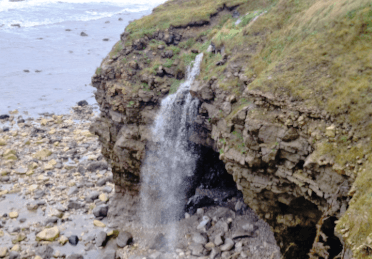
184, 144, 246, 215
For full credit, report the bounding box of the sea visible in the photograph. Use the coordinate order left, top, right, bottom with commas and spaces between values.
0, 0, 166, 117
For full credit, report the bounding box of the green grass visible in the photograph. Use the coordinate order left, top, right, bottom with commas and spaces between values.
124, 0, 247, 45
169, 79, 182, 94
163, 58, 174, 68
95, 67, 102, 75
109, 41, 123, 58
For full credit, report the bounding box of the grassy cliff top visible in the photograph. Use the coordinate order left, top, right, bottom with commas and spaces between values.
124, 0, 271, 44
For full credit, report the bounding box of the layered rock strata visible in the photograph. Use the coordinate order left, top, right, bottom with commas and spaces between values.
90, 3, 356, 258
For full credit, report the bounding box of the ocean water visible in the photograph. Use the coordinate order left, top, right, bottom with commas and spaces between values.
0, 0, 166, 117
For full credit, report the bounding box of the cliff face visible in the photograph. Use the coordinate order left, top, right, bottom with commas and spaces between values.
90, 0, 372, 258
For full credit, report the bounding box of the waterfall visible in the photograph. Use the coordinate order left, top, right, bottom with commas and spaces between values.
140, 53, 204, 250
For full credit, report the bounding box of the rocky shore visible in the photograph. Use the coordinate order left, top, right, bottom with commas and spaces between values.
0, 104, 281, 259
0, 104, 118, 259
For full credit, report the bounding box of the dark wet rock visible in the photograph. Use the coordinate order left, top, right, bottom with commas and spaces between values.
17, 118, 25, 123
23, 69, 29, 72
11, 24, 21, 27
149, 233, 166, 250
35, 70, 42, 73
186, 195, 214, 214
192, 232, 208, 245
102, 249, 116, 259
2, 127, 9, 132
77, 100, 88, 107
85, 191, 100, 203
69, 235, 79, 246
1, 176, 10, 182
36, 200, 46, 206
96, 178, 107, 187
34, 190, 45, 199
105, 21, 110, 23
44, 217, 58, 225
67, 254, 84, 259
95, 231, 107, 247
0, 114, 9, 120
86, 161, 108, 172
67, 199, 85, 210
103, 38, 109, 41
9, 251, 20, 259
65, 29, 71, 31
116, 231, 133, 248
118, 18, 123, 21
93, 205, 109, 218
80, 32, 88, 37
11, 226, 20, 233
37, 246, 54, 259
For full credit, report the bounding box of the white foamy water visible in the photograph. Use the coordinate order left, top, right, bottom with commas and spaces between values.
0, 0, 166, 29
0, 0, 165, 12
140, 53, 204, 250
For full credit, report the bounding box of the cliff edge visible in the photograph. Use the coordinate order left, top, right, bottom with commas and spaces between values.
90, 0, 372, 258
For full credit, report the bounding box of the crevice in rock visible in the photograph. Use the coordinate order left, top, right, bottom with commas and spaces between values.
185, 145, 245, 215
321, 217, 343, 258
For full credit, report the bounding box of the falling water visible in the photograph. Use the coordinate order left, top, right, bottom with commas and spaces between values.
140, 53, 204, 250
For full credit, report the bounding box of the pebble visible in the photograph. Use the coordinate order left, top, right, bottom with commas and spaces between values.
9, 212, 19, 219
59, 236, 68, 245
102, 186, 112, 193
93, 205, 109, 218
192, 233, 208, 245
66, 254, 84, 259
95, 231, 107, 247
8, 251, 20, 259
67, 186, 79, 195
197, 216, 211, 230
214, 233, 224, 246
116, 231, 132, 248
0, 247, 8, 258
86, 191, 99, 203
99, 193, 108, 202
68, 235, 79, 246
220, 238, 234, 251
93, 220, 106, 227
96, 178, 107, 186
36, 227, 60, 241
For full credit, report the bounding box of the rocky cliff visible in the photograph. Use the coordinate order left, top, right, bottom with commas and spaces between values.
90, 0, 372, 258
